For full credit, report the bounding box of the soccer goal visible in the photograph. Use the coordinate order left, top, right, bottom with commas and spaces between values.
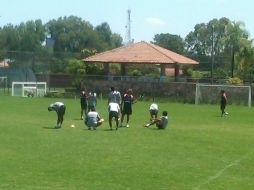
195, 83, 252, 107
12, 82, 47, 97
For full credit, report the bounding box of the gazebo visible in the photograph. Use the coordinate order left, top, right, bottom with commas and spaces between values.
83, 41, 198, 79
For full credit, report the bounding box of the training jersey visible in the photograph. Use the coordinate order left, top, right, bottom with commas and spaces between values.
80, 91, 87, 104
108, 90, 121, 104
221, 93, 227, 105
88, 93, 97, 107
122, 93, 134, 114
85, 111, 100, 126
158, 116, 168, 129
122, 93, 134, 105
48, 102, 65, 111
149, 103, 158, 111
108, 102, 120, 113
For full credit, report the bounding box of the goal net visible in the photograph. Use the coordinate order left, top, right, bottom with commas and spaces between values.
195, 84, 252, 107
12, 82, 47, 97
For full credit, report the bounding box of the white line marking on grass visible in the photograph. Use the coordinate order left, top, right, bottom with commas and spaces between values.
193, 153, 251, 190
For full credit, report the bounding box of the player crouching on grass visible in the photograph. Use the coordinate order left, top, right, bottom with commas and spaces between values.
85, 107, 104, 130
144, 111, 168, 129
48, 102, 66, 129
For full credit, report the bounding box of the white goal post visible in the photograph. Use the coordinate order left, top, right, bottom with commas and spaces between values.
12, 82, 47, 97
195, 83, 252, 107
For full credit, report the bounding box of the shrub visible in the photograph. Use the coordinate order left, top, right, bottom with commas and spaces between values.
226, 77, 243, 85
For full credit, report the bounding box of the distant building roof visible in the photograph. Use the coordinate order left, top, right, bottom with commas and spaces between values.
83, 41, 198, 65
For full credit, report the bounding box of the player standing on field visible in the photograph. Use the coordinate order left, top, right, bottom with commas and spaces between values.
80, 89, 87, 119
220, 90, 228, 117
48, 102, 66, 128
108, 86, 121, 105
120, 88, 135, 128
87, 92, 97, 112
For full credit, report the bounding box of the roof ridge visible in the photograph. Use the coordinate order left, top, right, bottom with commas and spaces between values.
83, 41, 143, 60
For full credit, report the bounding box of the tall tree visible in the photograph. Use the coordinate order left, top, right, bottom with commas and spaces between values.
95, 22, 123, 50
0, 24, 20, 51
46, 16, 99, 53
185, 17, 252, 77
153, 33, 185, 54
18, 20, 46, 51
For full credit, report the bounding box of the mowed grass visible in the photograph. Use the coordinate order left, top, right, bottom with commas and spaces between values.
0, 96, 254, 190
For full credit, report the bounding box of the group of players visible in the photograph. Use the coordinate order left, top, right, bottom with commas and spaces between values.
47, 86, 169, 130
83, 86, 136, 130
47, 87, 229, 130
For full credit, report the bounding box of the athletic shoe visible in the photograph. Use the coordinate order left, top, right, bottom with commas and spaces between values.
144, 124, 149, 128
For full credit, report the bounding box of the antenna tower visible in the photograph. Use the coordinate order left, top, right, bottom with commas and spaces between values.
125, 9, 133, 44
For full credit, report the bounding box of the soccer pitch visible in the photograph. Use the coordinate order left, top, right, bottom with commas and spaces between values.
0, 96, 254, 190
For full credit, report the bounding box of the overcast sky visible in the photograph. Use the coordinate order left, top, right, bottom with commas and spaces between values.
1, 0, 253, 42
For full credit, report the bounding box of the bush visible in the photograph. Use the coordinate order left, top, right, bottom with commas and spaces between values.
226, 77, 243, 85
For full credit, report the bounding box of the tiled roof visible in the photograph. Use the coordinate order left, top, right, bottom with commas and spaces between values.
83, 41, 198, 65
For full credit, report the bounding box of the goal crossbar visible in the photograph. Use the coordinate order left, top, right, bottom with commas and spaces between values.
12, 81, 47, 97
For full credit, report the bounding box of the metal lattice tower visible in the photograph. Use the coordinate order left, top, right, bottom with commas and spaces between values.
125, 9, 133, 44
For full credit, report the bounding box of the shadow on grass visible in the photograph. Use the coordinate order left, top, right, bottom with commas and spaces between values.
72, 118, 84, 121
43, 126, 61, 129
103, 129, 118, 131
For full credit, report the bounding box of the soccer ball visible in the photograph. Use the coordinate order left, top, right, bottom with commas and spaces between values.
70, 124, 75, 128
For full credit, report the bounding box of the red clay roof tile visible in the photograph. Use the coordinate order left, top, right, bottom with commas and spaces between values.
83, 41, 198, 65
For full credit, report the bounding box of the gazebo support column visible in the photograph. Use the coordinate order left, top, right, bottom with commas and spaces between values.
120, 63, 126, 76
104, 63, 109, 75
174, 64, 180, 81
160, 64, 166, 76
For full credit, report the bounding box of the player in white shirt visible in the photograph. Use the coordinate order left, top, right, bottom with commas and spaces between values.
48, 102, 66, 128
108, 102, 120, 130
149, 103, 158, 121
85, 107, 104, 130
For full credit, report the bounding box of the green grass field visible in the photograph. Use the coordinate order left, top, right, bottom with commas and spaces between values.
0, 96, 254, 190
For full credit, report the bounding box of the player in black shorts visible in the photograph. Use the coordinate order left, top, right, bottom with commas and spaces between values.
220, 90, 228, 117
48, 102, 66, 128
80, 89, 87, 119
120, 89, 135, 128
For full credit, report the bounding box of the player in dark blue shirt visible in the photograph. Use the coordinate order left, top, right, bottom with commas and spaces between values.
120, 89, 135, 128
80, 89, 88, 119
220, 90, 228, 117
